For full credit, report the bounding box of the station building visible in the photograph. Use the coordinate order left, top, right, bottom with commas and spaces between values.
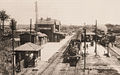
35, 18, 65, 42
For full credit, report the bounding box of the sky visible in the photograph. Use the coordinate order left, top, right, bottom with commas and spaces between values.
0, 0, 120, 25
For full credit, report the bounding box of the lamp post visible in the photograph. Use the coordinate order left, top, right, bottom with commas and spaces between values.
10, 19, 16, 75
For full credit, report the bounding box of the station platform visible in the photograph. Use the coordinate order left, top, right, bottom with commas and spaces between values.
41, 35, 74, 61
80, 42, 120, 74
81, 42, 107, 57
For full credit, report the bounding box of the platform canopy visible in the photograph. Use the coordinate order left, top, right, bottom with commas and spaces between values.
54, 32, 65, 35
14, 42, 42, 51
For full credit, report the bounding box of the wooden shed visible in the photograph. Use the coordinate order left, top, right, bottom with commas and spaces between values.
20, 32, 36, 45
14, 42, 42, 71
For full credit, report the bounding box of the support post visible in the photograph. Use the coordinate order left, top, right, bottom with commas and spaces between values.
12, 27, 15, 75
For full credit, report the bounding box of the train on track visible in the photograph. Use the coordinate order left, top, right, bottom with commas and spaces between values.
98, 34, 116, 46
62, 32, 81, 66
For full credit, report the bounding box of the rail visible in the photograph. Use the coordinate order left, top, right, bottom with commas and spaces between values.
109, 47, 120, 58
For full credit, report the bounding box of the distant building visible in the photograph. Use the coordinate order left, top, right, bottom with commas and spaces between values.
20, 32, 36, 45
15, 29, 35, 38
35, 18, 62, 42
19, 32, 48, 45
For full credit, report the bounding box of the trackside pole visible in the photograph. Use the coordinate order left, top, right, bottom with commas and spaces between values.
83, 23, 86, 72
94, 20, 97, 56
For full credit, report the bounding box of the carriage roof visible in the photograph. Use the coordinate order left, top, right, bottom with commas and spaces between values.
82, 32, 95, 35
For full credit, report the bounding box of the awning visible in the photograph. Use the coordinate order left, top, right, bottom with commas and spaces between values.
14, 38, 20, 41
10, 38, 20, 41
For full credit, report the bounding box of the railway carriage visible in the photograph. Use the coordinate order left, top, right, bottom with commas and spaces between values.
81, 32, 96, 42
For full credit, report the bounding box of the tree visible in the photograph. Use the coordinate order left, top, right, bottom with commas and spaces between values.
10, 19, 16, 30
0, 10, 9, 32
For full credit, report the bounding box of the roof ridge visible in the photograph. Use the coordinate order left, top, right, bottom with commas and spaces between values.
28, 42, 37, 50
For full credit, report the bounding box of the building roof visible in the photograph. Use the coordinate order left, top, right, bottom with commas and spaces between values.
37, 32, 47, 37
16, 29, 35, 32
20, 32, 36, 36
37, 18, 61, 25
38, 19, 55, 25
15, 42, 42, 51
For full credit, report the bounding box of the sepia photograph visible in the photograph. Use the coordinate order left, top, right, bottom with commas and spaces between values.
0, 0, 120, 75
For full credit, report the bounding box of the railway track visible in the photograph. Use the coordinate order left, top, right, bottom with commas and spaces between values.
64, 57, 83, 75
38, 53, 61, 75
37, 32, 81, 75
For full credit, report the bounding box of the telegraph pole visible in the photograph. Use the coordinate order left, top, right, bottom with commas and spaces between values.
10, 19, 16, 75
83, 23, 86, 72
94, 20, 97, 56
12, 21, 15, 75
